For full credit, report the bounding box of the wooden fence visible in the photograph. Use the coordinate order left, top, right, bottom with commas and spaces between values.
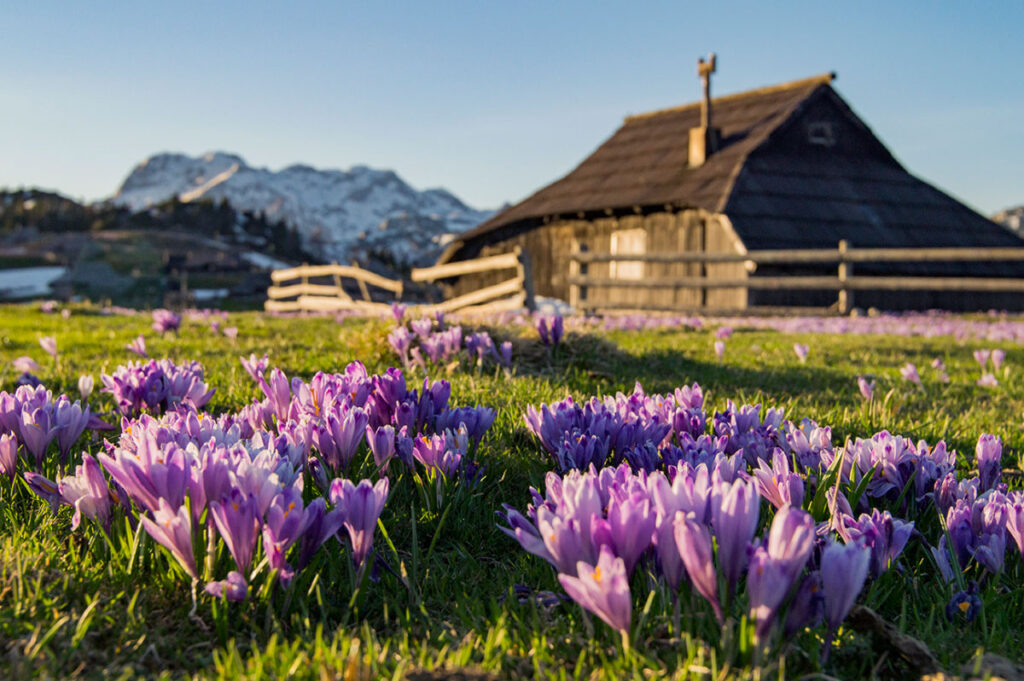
410, 246, 535, 314
265, 264, 404, 313
266, 248, 535, 315
568, 241, 1024, 314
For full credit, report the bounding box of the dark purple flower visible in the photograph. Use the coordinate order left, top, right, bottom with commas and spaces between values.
499, 341, 513, 368
784, 572, 824, 636
53, 397, 91, 467
205, 571, 248, 601
295, 497, 346, 570
557, 545, 631, 635
606, 492, 655, 576
20, 407, 57, 469
25, 471, 63, 512
366, 425, 396, 471
945, 581, 981, 623
151, 309, 181, 335
837, 509, 914, 577
329, 477, 389, 569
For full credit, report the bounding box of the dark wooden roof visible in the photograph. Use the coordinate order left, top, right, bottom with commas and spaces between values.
441, 73, 1022, 265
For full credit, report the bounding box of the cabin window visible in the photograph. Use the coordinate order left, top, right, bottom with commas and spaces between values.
609, 228, 646, 280
807, 121, 836, 147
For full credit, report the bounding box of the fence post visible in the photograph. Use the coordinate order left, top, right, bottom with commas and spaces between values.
569, 240, 581, 310
516, 246, 536, 312
837, 240, 852, 315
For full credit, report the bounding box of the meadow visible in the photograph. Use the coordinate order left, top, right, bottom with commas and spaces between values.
1, 304, 1022, 680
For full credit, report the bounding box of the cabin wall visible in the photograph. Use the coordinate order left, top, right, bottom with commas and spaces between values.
446, 209, 749, 311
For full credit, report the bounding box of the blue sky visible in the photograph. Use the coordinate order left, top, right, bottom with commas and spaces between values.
2, 2, 1021, 214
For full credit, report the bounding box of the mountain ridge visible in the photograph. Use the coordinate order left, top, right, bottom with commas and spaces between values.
112, 151, 494, 266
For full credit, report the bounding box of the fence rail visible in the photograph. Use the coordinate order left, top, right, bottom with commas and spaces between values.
569, 241, 1024, 314
411, 245, 535, 314
265, 263, 403, 313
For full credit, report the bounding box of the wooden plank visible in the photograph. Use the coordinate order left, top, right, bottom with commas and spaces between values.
270, 264, 403, 293
268, 283, 350, 299
264, 299, 306, 312
578, 302, 832, 315
421, 275, 524, 313
847, 276, 1024, 292
452, 292, 527, 316
571, 247, 1024, 266
295, 296, 394, 313
567, 275, 841, 290
410, 252, 522, 282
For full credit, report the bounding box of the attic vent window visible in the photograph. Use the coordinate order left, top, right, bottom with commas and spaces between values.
807, 121, 836, 147
609, 228, 646, 280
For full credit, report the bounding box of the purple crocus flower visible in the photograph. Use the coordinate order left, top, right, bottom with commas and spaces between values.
53, 396, 91, 467
857, 376, 875, 400
1005, 501, 1024, 562
390, 302, 407, 326
606, 492, 655, 576
209, 489, 261, 574
258, 368, 292, 423
784, 571, 824, 636
151, 309, 181, 335
714, 340, 725, 360
329, 477, 389, 569
714, 326, 733, 340
752, 449, 804, 510
945, 581, 981, 623
746, 546, 793, 643
499, 341, 513, 368
0, 433, 17, 481
793, 343, 809, 363
366, 425, 396, 471
411, 318, 433, 339
412, 433, 461, 477
673, 511, 723, 622
25, 471, 63, 511
900, 363, 921, 387
239, 354, 268, 382
20, 407, 58, 469
977, 373, 999, 387
57, 453, 111, 531
12, 356, 41, 374
262, 487, 314, 582
992, 349, 1006, 372
78, 375, 94, 400
976, 434, 1002, 492
39, 336, 57, 361
557, 545, 632, 635
141, 498, 199, 580
711, 479, 760, 590
973, 349, 991, 370
820, 540, 870, 634
388, 327, 413, 368
205, 571, 248, 601
837, 509, 914, 577
127, 335, 148, 358
295, 497, 346, 570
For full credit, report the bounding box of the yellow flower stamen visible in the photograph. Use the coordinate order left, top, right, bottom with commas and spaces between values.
593, 566, 602, 584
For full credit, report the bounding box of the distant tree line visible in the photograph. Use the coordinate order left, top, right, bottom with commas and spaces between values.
0, 189, 313, 262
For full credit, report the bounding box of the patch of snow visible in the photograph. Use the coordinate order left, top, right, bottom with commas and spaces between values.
0, 267, 67, 299
241, 252, 291, 271
193, 288, 230, 301
534, 296, 575, 316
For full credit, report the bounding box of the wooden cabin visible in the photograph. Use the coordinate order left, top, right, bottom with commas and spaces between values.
437, 66, 1024, 312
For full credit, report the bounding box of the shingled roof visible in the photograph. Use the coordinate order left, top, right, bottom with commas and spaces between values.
441, 73, 1022, 265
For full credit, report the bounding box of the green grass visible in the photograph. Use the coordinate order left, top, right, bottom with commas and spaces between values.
0, 305, 1022, 680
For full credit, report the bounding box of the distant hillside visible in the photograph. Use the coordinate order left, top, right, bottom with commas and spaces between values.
113, 152, 494, 267
993, 205, 1024, 237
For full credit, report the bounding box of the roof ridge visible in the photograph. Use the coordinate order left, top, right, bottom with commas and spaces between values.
624, 72, 836, 122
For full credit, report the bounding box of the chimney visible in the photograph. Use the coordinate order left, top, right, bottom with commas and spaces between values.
689, 53, 721, 168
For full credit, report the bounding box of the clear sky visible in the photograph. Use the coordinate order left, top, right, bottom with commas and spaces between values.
2, 2, 1021, 215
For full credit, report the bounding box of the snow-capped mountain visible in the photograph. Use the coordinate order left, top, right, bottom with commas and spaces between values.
993, 206, 1024, 238
113, 152, 494, 265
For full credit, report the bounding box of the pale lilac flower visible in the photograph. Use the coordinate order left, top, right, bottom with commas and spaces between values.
78, 375, 94, 400
209, 489, 261, 574
992, 349, 1006, 372
714, 326, 733, 340
224, 327, 238, 340
126, 335, 148, 358
674, 512, 722, 622
0, 433, 17, 481
714, 340, 725, 360
558, 545, 632, 635
61, 309, 71, 320
973, 349, 991, 369
857, 376, 875, 400
390, 303, 407, 326
12, 356, 41, 374
975, 434, 1002, 491
57, 453, 111, 531
712, 479, 760, 589
821, 540, 870, 634
900, 363, 921, 387
793, 343, 809, 363
141, 498, 199, 579
978, 373, 999, 387
239, 353, 268, 382
40, 300, 58, 313
39, 336, 57, 361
